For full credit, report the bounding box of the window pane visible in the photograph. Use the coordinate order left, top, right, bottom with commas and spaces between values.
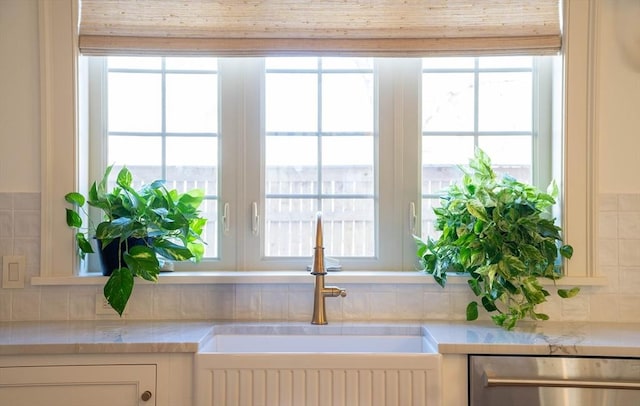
104, 56, 220, 261
265, 57, 376, 258
322, 136, 373, 195
266, 73, 318, 132
166, 73, 218, 133
199, 199, 218, 258
108, 136, 162, 179
479, 72, 532, 132
166, 136, 218, 194
265, 198, 318, 257
421, 198, 440, 240
108, 73, 161, 132
266, 136, 318, 195
478, 136, 532, 183
422, 73, 475, 132
322, 73, 373, 132
421, 57, 536, 240
265, 136, 318, 167
422, 135, 474, 194
322, 198, 374, 257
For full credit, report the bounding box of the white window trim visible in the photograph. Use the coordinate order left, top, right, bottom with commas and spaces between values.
34, 0, 602, 286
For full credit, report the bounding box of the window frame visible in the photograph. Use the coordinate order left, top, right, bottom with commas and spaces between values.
35, 0, 600, 285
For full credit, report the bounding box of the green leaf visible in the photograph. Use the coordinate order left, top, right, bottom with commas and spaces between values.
560, 244, 574, 259
103, 267, 134, 316
153, 239, 195, 261
466, 200, 489, 222
187, 241, 205, 262
178, 189, 205, 209
468, 278, 481, 296
95, 217, 136, 240
116, 167, 133, 189
75, 233, 94, 257
65, 192, 85, 206
558, 287, 580, 298
66, 208, 82, 228
481, 296, 498, 312
123, 245, 160, 282
466, 301, 479, 321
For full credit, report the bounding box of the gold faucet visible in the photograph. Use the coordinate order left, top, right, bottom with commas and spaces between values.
310, 212, 346, 325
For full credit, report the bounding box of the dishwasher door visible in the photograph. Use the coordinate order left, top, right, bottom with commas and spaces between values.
470, 355, 640, 406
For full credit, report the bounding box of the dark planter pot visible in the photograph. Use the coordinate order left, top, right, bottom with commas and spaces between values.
97, 237, 149, 276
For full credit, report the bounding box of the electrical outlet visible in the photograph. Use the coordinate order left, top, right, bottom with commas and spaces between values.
95, 293, 118, 315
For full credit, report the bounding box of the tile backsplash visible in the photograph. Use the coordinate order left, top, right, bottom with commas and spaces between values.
0, 192, 638, 323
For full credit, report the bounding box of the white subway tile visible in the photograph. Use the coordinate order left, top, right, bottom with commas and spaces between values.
234, 284, 261, 320
619, 239, 640, 266
0, 211, 12, 238
13, 193, 40, 211
560, 294, 590, 321
153, 285, 182, 319
618, 194, 640, 211
599, 211, 618, 239
40, 287, 69, 320
0, 291, 12, 321
11, 289, 41, 321
13, 211, 39, 238
599, 238, 618, 266
599, 194, 618, 211
588, 294, 620, 322
619, 212, 640, 239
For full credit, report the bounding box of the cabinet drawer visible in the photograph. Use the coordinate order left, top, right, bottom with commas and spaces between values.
0, 364, 156, 406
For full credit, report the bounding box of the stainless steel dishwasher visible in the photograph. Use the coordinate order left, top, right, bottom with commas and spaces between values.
470, 355, 640, 406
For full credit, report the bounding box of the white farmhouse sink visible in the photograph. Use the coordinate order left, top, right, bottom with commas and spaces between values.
195, 324, 442, 406
198, 323, 437, 353
206, 333, 430, 353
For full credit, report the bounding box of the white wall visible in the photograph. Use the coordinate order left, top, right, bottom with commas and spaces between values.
597, 0, 640, 193
0, 0, 40, 192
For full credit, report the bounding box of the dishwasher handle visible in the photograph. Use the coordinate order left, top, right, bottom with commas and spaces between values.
486, 376, 640, 391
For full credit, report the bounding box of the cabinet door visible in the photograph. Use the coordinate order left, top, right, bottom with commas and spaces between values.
0, 364, 156, 406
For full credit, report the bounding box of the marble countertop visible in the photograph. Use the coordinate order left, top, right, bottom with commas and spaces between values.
0, 320, 215, 355
0, 320, 638, 357
423, 321, 640, 357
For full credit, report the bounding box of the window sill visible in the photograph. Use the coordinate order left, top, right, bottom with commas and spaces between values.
31, 271, 608, 287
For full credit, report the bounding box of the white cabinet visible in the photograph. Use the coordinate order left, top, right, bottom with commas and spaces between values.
0, 364, 156, 406
0, 353, 193, 406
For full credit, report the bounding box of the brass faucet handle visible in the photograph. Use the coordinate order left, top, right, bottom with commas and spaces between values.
325, 286, 347, 298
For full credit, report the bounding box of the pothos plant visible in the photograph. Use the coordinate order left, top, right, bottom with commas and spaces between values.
65, 165, 207, 316
414, 149, 579, 330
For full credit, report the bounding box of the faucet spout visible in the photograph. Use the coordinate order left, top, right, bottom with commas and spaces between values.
310, 212, 346, 325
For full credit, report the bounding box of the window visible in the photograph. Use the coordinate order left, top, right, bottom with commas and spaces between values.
38, 0, 596, 281
86, 54, 556, 272
264, 58, 375, 258
420, 56, 552, 238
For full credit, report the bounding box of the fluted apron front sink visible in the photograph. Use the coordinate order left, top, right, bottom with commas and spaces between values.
207, 333, 427, 353
199, 323, 436, 353
195, 324, 442, 406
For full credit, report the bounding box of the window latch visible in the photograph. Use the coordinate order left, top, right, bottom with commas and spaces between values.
222, 202, 230, 234
251, 202, 260, 236
409, 202, 417, 235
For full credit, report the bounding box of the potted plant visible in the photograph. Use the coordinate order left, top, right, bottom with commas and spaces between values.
65, 165, 207, 315
414, 149, 579, 330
